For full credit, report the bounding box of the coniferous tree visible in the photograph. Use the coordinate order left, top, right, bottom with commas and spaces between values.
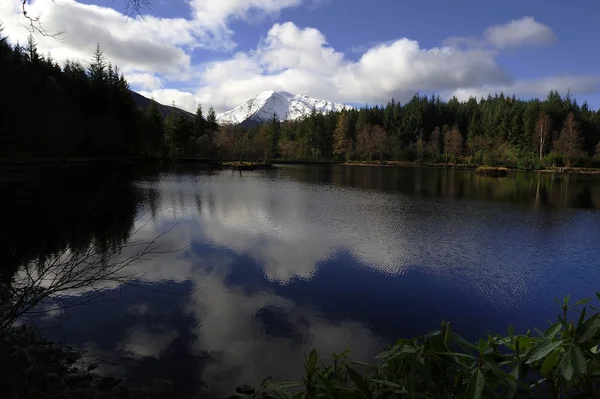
206, 106, 218, 131
89, 43, 106, 85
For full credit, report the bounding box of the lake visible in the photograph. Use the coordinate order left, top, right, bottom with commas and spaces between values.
2, 164, 600, 397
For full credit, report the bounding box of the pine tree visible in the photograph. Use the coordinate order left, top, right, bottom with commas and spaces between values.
206, 106, 218, 131
268, 112, 281, 159
193, 104, 206, 138
25, 34, 39, 64
89, 42, 106, 84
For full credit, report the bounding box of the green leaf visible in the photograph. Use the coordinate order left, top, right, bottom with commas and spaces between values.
505, 366, 519, 399
444, 321, 453, 345
558, 344, 587, 381
375, 345, 417, 361
526, 340, 563, 364
563, 294, 571, 307
349, 360, 375, 369
544, 322, 562, 340
576, 306, 587, 329
308, 349, 318, 370
316, 374, 335, 392
533, 328, 545, 338
558, 350, 573, 381
371, 379, 406, 391
575, 298, 591, 306
269, 381, 302, 390
346, 366, 371, 398
465, 368, 485, 399
571, 345, 587, 374
508, 325, 514, 340
576, 314, 600, 344
478, 339, 487, 354
540, 350, 560, 377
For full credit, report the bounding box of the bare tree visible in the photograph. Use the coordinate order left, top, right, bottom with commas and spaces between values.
215, 125, 234, 159
356, 125, 373, 161
535, 111, 552, 163
21, 0, 150, 36
279, 138, 299, 160
371, 125, 387, 163
255, 124, 273, 163
443, 125, 463, 164
0, 222, 181, 331
554, 112, 584, 168
427, 127, 441, 161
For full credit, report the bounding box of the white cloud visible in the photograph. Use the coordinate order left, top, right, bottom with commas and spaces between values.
126, 72, 163, 91
142, 19, 595, 113
119, 325, 179, 359
167, 22, 509, 112
2, 2, 590, 114
138, 88, 198, 112
484, 17, 555, 49
0, 0, 303, 78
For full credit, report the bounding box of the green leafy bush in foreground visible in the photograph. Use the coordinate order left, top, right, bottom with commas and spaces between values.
238, 294, 600, 399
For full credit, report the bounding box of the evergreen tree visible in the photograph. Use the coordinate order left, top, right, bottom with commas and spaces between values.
206, 106, 219, 131
25, 34, 40, 64
89, 43, 106, 85
193, 104, 206, 138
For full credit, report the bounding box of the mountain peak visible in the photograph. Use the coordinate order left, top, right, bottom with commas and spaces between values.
216, 91, 352, 126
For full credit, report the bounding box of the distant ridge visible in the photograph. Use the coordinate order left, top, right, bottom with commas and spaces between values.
131, 91, 193, 119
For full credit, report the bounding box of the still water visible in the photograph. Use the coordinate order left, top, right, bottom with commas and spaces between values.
3, 164, 600, 397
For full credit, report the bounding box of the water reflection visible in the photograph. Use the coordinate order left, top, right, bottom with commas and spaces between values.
277, 165, 600, 209
3, 165, 600, 397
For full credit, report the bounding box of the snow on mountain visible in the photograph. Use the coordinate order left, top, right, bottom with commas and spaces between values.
216, 90, 352, 125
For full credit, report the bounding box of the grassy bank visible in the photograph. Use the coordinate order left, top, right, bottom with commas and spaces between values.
476, 166, 509, 177
220, 161, 274, 170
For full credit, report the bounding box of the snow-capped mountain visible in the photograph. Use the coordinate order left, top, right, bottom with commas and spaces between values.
216, 90, 352, 126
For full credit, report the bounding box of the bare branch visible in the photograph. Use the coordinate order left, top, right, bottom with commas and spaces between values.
21, 0, 65, 38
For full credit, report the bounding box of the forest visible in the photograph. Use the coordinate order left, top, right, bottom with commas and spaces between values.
219, 93, 600, 169
2, 25, 600, 169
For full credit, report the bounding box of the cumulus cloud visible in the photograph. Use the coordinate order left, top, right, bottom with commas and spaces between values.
140, 18, 595, 113
137, 88, 199, 112
0, 0, 192, 76
484, 17, 556, 49
126, 73, 163, 91
0, 0, 303, 78
183, 22, 509, 111
2, 2, 591, 114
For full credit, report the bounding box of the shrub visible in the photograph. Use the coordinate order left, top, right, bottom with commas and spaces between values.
238, 294, 600, 399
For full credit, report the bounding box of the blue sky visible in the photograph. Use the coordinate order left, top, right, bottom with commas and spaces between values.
2, 0, 600, 112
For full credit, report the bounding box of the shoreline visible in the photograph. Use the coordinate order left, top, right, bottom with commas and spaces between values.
2, 157, 600, 175
341, 161, 600, 175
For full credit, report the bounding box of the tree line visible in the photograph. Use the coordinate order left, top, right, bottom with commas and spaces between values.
0, 26, 220, 159
215, 92, 600, 169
